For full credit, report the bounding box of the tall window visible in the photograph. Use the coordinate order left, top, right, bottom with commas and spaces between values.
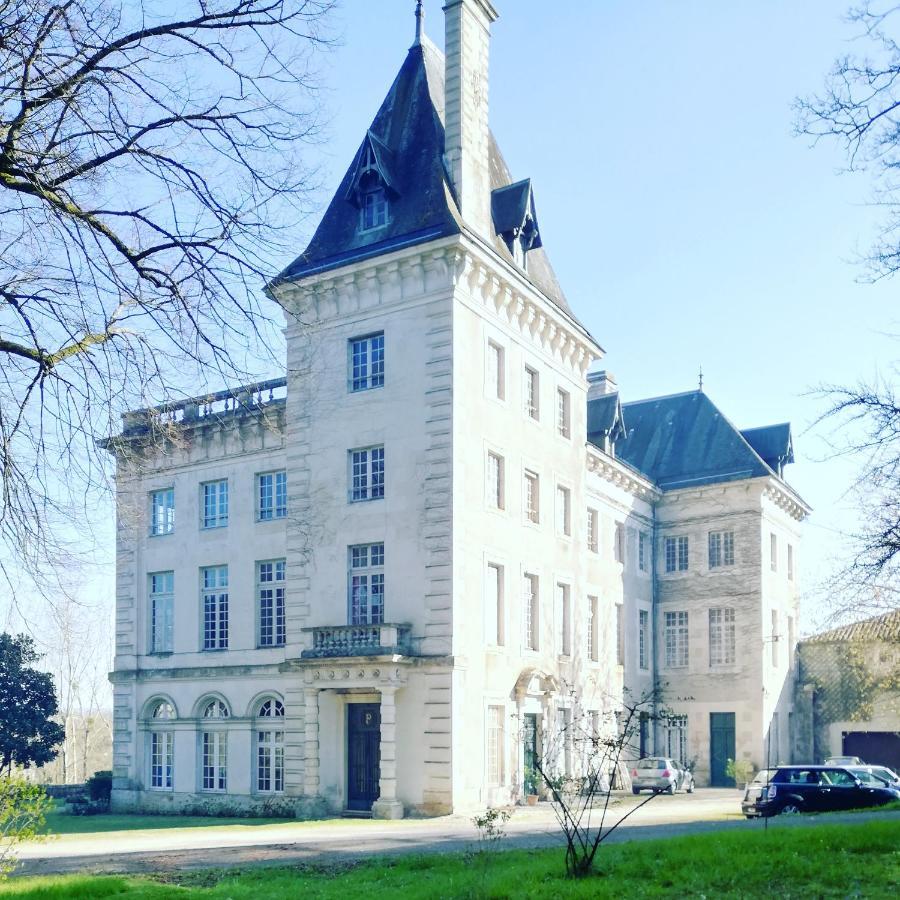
771, 609, 779, 666
614, 522, 625, 564
555, 485, 571, 536
586, 508, 599, 553
257, 560, 286, 647
485, 563, 504, 646
523, 470, 540, 523
523, 573, 539, 651
149, 571, 174, 653
665, 715, 688, 763
770, 533, 778, 572
350, 446, 385, 501
708, 530, 735, 568
709, 607, 736, 666
638, 531, 648, 572
556, 388, 571, 438
639, 609, 649, 669
586, 596, 599, 662
486, 340, 505, 400
487, 705, 505, 786
201, 565, 229, 650
350, 333, 385, 392
361, 186, 388, 230
150, 488, 174, 536
556, 583, 571, 656
349, 543, 385, 625
201, 480, 228, 529
149, 701, 175, 790
524, 366, 539, 419
616, 603, 625, 666
258, 471, 287, 520
201, 699, 228, 792
665, 611, 689, 668
487, 452, 504, 509
665, 535, 689, 572
788, 616, 796, 668
256, 699, 285, 794
787, 544, 794, 581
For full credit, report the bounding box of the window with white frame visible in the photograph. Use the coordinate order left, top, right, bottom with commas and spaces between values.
349, 543, 384, 625
523, 470, 539, 523
555, 484, 571, 536
201, 565, 228, 650
587, 596, 599, 662
709, 607, 735, 666
523, 573, 539, 650
586, 508, 599, 553
487, 705, 505, 786
524, 365, 539, 419
486, 340, 505, 400
771, 609, 779, 666
149, 701, 175, 790
787, 544, 794, 581
349, 446, 385, 502
556, 388, 571, 438
349, 333, 385, 392
487, 452, 504, 509
616, 603, 625, 666
361, 186, 388, 230
639, 609, 649, 669
665, 715, 688, 764
200, 699, 228, 792
708, 530, 735, 568
556, 707, 572, 777
257, 560, 286, 647
664, 535, 689, 572
149, 571, 174, 654
258, 471, 287, 520
770, 532, 778, 572
788, 615, 795, 668
614, 522, 625, 564
201, 480, 228, 529
556, 582, 571, 656
485, 563, 504, 646
638, 531, 648, 572
150, 488, 174, 536
256, 699, 285, 793
665, 610, 689, 668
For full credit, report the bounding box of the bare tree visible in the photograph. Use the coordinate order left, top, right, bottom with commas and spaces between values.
0, 0, 332, 599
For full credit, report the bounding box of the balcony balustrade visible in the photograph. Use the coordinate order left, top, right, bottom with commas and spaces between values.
301, 623, 412, 659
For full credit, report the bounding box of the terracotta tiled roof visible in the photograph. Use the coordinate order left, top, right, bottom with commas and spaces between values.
803, 609, 900, 644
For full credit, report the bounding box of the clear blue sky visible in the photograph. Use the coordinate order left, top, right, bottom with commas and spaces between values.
308, 1, 896, 630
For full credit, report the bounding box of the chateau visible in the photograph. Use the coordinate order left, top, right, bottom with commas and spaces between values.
105, 1, 809, 817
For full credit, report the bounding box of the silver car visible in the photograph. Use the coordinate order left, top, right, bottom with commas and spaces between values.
630, 756, 695, 795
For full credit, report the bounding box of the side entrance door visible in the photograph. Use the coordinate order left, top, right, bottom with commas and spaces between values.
523, 713, 538, 793
709, 712, 736, 786
347, 703, 381, 811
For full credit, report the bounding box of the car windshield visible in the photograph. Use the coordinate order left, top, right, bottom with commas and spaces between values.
870, 767, 898, 782
637, 759, 666, 770
850, 767, 889, 786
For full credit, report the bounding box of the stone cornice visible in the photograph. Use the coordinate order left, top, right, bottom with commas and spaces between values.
585, 444, 660, 501
762, 477, 811, 522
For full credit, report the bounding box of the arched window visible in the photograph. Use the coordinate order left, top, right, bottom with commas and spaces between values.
200, 699, 229, 792
148, 700, 175, 790
255, 699, 285, 793
202, 698, 229, 719
151, 701, 175, 720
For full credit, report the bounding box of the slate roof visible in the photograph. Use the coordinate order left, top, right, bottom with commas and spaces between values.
803, 609, 900, 645
273, 38, 589, 337
740, 423, 794, 474
587, 393, 625, 444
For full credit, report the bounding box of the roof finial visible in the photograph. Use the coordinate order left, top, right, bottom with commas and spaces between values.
698, 364, 704, 392
414, 1, 425, 46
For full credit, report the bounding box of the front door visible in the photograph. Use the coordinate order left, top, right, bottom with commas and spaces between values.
347, 703, 381, 811
523, 713, 538, 793
709, 712, 736, 787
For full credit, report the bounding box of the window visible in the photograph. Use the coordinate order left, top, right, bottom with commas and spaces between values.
201, 565, 229, 650
586, 596, 599, 662
150, 488, 174, 536
664, 535, 689, 572
665, 611, 689, 668
639, 609, 649, 670
349, 543, 385, 625
523, 573, 539, 651
350, 333, 385, 392
350, 447, 385, 501
638, 531, 648, 572
555, 485, 571, 536
614, 522, 625, 564
523, 470, 540, 523
771, 609, 779, 666
485, 563, 504, 646
709, 608, 736, 666
639, 712, 649, 759
257, 560, 286, 647
258, 471, 287, 520
616, 603, 625, 666
770, 532, 778, 572
149, 571, 174, 654
487, 452, 504, 509
524, 366, 539, 419
556, 388, 571, 438
256, 699, 285, 793
787, 544, 794, 581
708, 530, 735, 568
556, 583, 571, 656
788, 615, 796, 668
361, 186, 388, 230
486, 340, 505, 400
201, 480, 228, 529
487, 705, 505, 786
586, 508, 598, 553
149, 701, 175, 791
665, 715, 688, 763
201, 699, 228, 792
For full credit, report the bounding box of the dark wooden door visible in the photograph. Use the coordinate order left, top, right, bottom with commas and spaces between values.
347, 703, 381, 811
709, 712, 735, 787
523, 714, 538, 793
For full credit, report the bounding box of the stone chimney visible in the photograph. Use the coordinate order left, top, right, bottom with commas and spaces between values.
587, 370, 618, 400
443, 0, 498, 240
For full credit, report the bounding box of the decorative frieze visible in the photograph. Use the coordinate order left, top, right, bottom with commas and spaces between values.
586, 445, 659, 500
763, 479, 811, 522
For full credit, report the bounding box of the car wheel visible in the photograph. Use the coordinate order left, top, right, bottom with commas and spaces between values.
779, 802, 801, 816
667, 781, 677, 795
632, 787, 640, 795
686, 778, 695, 794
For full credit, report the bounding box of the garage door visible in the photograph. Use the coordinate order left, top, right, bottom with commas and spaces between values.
842, 731, 900, 771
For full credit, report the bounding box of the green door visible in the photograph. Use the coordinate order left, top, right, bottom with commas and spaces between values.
710, 712, 736, 786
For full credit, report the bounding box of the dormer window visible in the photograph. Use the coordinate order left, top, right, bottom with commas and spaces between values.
346, 132, 396, 233
362, 184, 388, 230
491, 178, 543, 272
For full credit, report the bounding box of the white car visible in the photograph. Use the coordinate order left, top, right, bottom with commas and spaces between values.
630, 757, 695, 795
824, 755, 865, 766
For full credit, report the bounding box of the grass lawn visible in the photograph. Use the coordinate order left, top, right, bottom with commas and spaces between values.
4, 817, 899, 898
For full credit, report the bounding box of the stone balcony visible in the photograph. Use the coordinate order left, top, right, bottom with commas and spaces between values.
301, 623, 413, 659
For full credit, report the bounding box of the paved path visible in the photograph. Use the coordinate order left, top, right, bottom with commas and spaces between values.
13, 790, 896, 877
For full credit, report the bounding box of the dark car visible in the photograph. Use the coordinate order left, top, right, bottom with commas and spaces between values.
741, 765, 900, 818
